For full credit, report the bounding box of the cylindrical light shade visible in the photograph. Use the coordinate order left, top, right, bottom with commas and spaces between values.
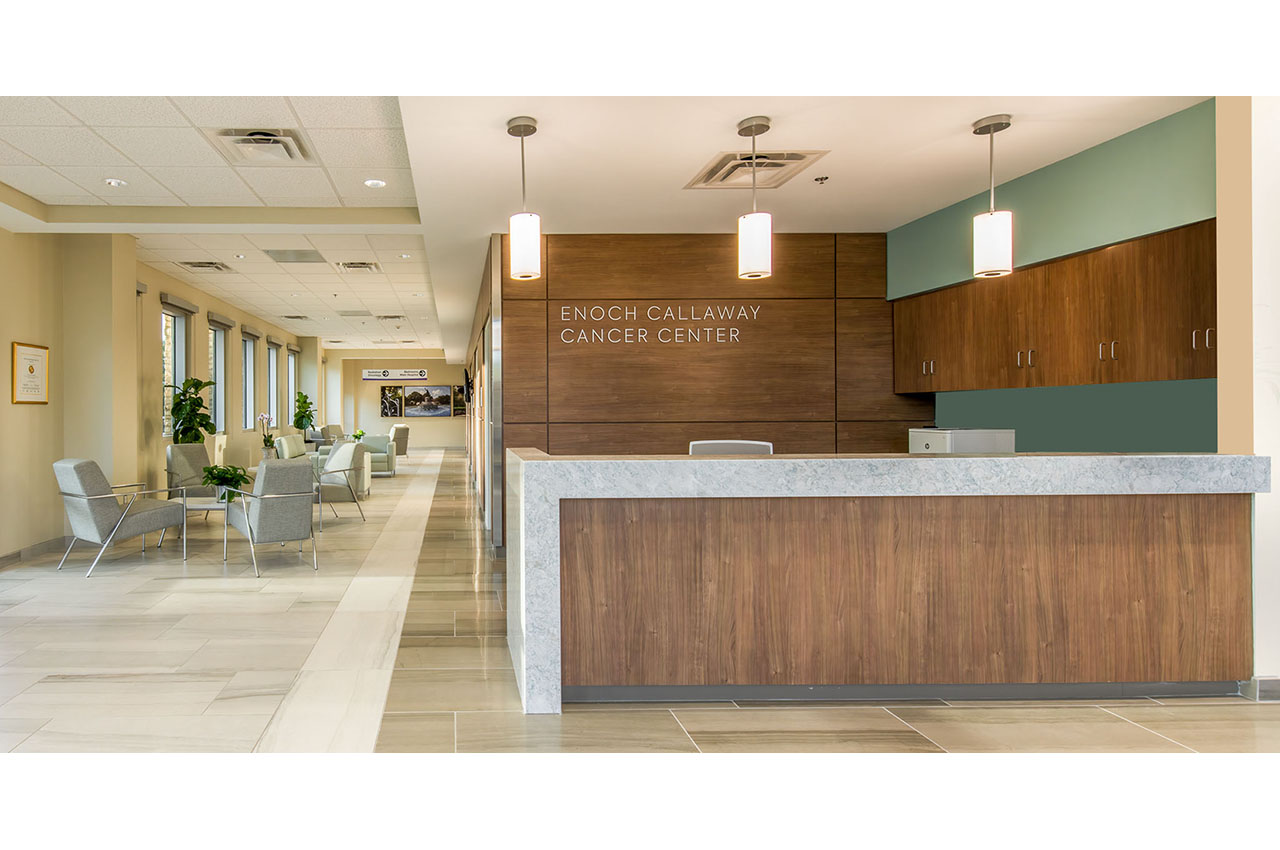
973, 210, 1013, 278
509, 212, 541, 280
738, 211, 772, 280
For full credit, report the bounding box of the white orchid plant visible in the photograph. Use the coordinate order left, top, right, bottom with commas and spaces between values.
257, 412, 276, 449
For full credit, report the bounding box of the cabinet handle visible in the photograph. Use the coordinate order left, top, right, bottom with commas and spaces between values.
1111, 340, 1118, 360
929, 360, 935, 375
1192, 330, 1198, 350
1206, 328, 1214, 349
922, 360, 927, 375
1099, 342, 1105, 361
1017, 350, 1023, 368
1028, 349, 1036, 367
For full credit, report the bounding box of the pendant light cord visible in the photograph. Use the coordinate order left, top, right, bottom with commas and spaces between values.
751, 132, 758, 213
520, 134, 528, 213
988, 130, 995, 214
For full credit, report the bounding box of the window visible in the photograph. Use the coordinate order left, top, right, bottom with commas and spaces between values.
242, 336, 256, 430
287, 350, 298, 426
161, 311, 187, 435
267, 344, 280, 427
208, 327, 226, 432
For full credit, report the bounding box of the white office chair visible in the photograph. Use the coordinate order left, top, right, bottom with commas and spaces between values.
688, 440, 774, 455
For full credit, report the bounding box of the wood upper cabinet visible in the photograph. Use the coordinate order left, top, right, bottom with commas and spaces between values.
893, 219, 1216, 394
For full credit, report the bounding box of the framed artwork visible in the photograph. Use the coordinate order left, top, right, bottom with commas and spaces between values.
12, 341, 48, 404
452, 385, 466, 416
407, 385, 452, 417
403, 385, 428, 417
379, 384, 404, 417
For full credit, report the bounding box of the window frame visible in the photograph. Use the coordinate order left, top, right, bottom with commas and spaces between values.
161, 309, 188, 436
208, 326, 226, 433
242, 336, 256, 431
287, 350, 298, 427
267, 343, 280, 429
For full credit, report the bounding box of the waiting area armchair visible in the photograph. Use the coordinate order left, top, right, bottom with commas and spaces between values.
361, 434, 397, 476
275, 433, 308, 459
389, 424, 409, 457
222, 459, 317, 577
53, 458, 186, 577
313, 441, 367, 531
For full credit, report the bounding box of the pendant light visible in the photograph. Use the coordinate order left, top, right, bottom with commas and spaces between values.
972, 113, 1013, 278
507, 116, 541, 280
737, 115, 772, 280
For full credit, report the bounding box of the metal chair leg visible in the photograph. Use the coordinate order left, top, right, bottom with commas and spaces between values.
183, 512, 187, 561
242, 498, 260, 578
56, 538, 76, 570
141, 533, 146, 552
311, 527, 318, 571
157, 528, 166, 548
346, 479, 365, 522
330, 501, 340, 519
223, 504, 229, 561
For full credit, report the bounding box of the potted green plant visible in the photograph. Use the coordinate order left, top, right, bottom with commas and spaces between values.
168, 377, 217, 444
293, 392, 316, 431
353, 429, 366, 441
202, 464, 251, 502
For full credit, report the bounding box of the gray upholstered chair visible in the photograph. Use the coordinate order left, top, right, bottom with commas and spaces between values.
222, 459, 317, 577
53, 458, 187, 577
361, 434, 397, 476
389, 424, 409, 457
275, 433, 307, 459
304, 429, 326, 451
166, 443, 215, 499
315, 425, 346, 459
313, 441, 366, 531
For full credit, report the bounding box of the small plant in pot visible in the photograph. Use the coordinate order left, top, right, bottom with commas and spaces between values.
168, 378, 217, 444
258, 413, 276, 458
202, 464, 251, 503
353, 429, 366, 441
293, 392, 316, 432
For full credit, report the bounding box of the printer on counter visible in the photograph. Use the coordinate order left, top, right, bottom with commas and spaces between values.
909, 427, 1016, 454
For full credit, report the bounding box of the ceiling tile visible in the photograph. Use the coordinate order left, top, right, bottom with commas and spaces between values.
151, 249, 217, 262
246, 234, 315, 250
183, 234, 256, 250
326, 166, 414, 198
41, 194, 108, 205
102, 196, 186, 206
304, 234, 372, 251
178, 196, 265, 207
289, 97, 402, 129
142, 167, 257, 198
54, 165, 174, 197
279, 262, 336, 275
0, 165, 91, 197
305, 127, 409, 168
169, 97, 297, 129
0, 126, 132, 166
53, 97, 190, 127
94, 127, 226, 167
375, 250, 425, 265
135, 234, 199, 250
0, 139, 39, 166
259, 195, 343, 207
0, 98, 79, 126
341, 195, 418, 208
367, 235, 425, 251
234, 166, 337, 201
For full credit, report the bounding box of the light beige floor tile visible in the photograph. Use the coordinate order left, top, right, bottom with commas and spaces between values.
401, 611, 456, 637
735, 699, 950, 708
394, 637, 511, 669
1150, 695, 1255, 705
161, 611, 333, 641
205, 671, 297, 715
4, 640, 206, 672
384, 668, 522, 712
335, 577, 413, 612
374, 712, 455, 752
148, 591, 301, 614
302, 612, 403, 671
676, 707, 943, 752
13, 714, 273, 752
0, 672, 46, 704
890, 707, 1190, 753
255, 669, 393, 752
944, 698, 1159, 708
0, 676, 226, 718
2, 616, 185, 644
1107, 704, 1280, 752
456, 709, 697, 753
179, 639, 315, 672
0, 718, 49, 752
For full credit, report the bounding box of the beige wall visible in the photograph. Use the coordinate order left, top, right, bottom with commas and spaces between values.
332, 354, 465, 448
135, 263, 300, 488
0, 228, 63, 557
1217, 97, 1254, 454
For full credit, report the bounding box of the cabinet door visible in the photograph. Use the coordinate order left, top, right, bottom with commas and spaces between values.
1177, 219, 1217, 379
893, 295, 935, 393
1047, 252, 1108, 387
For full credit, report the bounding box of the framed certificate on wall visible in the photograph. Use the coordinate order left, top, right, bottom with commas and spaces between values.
12, 342, 48, 404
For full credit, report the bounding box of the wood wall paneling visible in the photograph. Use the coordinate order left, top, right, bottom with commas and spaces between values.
835, 233, 888, 298
503, 423, 548, 454
500, 234, 549, 299
548, 299, 836, 422
500, 300, 548, 423
546, 234, 835, 299
835, 420, 934, 453
837, 299, 935, 419
559, 494, 1252, 687
549, 422, 836, 455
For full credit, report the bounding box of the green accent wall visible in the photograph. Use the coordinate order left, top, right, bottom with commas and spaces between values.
887, 100, 1218, 452
935, 380, 1217, 452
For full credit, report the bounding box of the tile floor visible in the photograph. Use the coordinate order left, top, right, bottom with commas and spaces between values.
4, 449, 1280, 753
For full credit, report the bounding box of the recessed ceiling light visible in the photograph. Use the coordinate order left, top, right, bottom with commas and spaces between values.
234, 253, 246, 259
399, 253, 412, 259
290, 293, 300, 297
363, 179, 387, 189
103, 178, 128, 188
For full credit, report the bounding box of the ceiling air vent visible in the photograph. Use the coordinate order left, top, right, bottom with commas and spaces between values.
178, 261, 234, 272
281, 315, 310, 320
337, 310, 373, 317
684, 150, 828, 190
263, 249, 326, 263
376, 315, 406, 321
201, 128, 312, 166
336, 261, 382, 273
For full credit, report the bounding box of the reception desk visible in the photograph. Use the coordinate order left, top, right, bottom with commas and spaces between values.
504, 449, 1271, 714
